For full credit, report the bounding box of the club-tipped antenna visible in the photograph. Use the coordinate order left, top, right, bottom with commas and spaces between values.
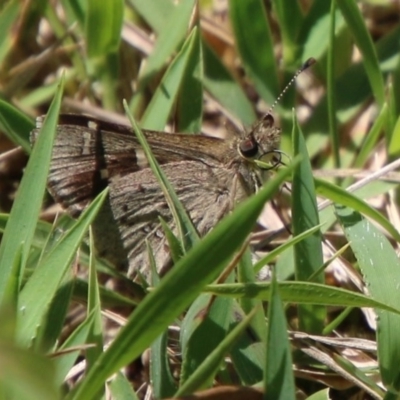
266, 57, 316, 115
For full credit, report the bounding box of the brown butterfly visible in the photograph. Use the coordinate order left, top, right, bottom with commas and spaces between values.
31, 58, 314, 279
31, 113, 280, 279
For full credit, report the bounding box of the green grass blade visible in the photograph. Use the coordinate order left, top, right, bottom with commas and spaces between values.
253, 224, 323, 274
203, 43, 256, 125
176, 308, 257, 396
0, 76, 64, 303
0, 0, 19, 61
141, 27, 200, 130
54, 312, 97, 385
205, 282, 400, 314
85, 0, 123, 57
297, 1, 331, 62
327, 0, 340, 168
291, 113, 325, 333
180, 292, 233, 384
86, 229, 104, 373
336, 0, 385, 106
272, 0, 302, 64
237, 248, 267, 341
124, 101, 199, 252
108, 372, 139, 400
229, 0, 279, 104
335, 206, 400, 391
0, 100, 34, 152
132, 0, 196, 103
314, 178, 400, 242
354, 103, 388, 168
151, 330, 176, 399
0, 341, 59, 400
35, 272, 74, 353
16, 190, 108, 348
265, 272, 295, 400
128, 0, 173, 33
176, 26, 203, 133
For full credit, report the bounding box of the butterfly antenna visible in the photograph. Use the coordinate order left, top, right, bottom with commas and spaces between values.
266, 57, 316, 115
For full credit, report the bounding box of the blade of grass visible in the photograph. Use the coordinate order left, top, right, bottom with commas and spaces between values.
265, 271, 295, 400
229, 0, 279, 104
124, 100, 199, 253
16, 189, 108, 347
140, 27, 200, 131
175, 308, 258, 396
327, 0, 340, 168
205, 281, 400, 314
336, 0, 385, 107
86, 228, 104, 373
292, 112, 325, 333
272, 0, 303, 64
0, 76, 64, 303
203, 44, 256, 126
336, 206, 400, 391
0, 100, 34, 151
128, 0, 173, 33
314, 178, 400, 242
85, 0, 123, 57
130, 0, 196, 114
180, 289, 234, 384
176, 25, 203, 133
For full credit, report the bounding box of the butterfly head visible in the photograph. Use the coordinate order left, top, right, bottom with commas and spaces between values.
238, 113, 281, 169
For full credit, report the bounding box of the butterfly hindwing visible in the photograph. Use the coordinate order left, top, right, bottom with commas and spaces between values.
104, 160, 248, 277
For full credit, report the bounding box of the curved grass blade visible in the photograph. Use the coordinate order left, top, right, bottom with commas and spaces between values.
85, 0, 123, 57
205, 281, 400, 315
16, 189, 108, 347
175, 308, 257, 396
292, 113, 325, 332
203, 44, 256, 126
336, 0, 385, 106
0, 76, 64, 302
124, 101, 199, 253
272, 0, 302, 64
0, 100, 34, 151
335, 206, 400, 391
141, 28, 200, 131
265, 272, 295, 400
229, 0, 279, 104
314, 178, 400, 242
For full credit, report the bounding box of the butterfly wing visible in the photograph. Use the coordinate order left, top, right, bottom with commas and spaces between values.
31, 115, 231, 217
99, 160, 250, 278
31, 115, 254, 278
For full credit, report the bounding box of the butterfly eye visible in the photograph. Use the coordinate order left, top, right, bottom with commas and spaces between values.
239, 137, 259, 158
